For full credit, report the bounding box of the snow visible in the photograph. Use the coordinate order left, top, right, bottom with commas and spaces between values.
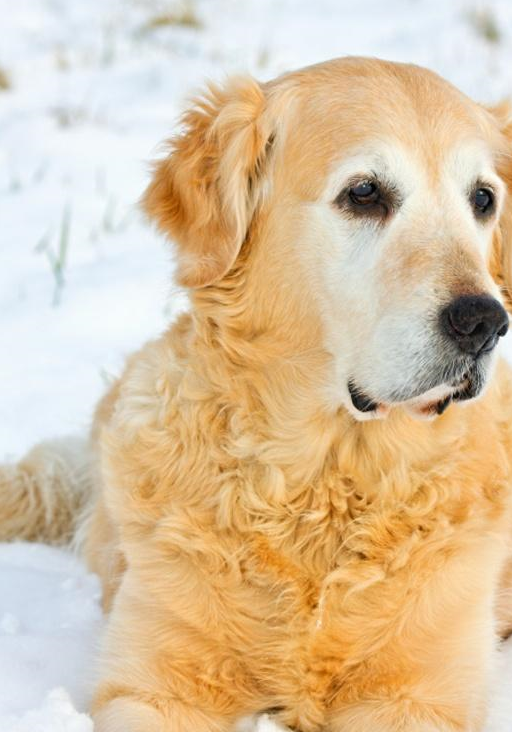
2, 0, 512, 728
0, 543, 101, 730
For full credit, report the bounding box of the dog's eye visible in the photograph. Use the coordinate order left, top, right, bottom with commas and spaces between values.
473, 187, 494, 217
334, 177, 397, 221
349, 181, 380, 205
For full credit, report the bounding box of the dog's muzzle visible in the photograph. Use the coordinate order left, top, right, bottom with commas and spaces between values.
347, 294, 508, 419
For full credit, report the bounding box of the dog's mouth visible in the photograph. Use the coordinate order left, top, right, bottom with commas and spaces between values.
404, 371, 481, 419
347, 367, 483, 421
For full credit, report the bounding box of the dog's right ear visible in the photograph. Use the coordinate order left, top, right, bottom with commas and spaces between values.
143, 77, 273, 288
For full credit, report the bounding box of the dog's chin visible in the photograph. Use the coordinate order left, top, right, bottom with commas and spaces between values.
402, 378, 479, 421
346, 364, 488, 423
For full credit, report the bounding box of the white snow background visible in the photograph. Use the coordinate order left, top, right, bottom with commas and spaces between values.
1, 0, 512, 728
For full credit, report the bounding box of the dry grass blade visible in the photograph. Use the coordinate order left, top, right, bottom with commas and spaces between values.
143, 1, 202, 31
0, 67, 10, 90
467, 7, 501, 44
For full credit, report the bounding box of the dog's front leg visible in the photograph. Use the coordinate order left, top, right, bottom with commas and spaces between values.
328, 700, 466, 732
91, 564, 263, 732
324, 642, 489, 732
93, 697, 230, 732
323, 635, 491, 732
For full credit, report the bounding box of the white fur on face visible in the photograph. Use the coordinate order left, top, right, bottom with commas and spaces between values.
296, 139, 506, 421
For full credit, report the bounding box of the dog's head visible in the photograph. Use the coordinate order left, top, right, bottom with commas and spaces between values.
144, 57, 512, 421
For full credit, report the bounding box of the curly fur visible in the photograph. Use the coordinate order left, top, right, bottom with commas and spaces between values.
3, 58, 512, 732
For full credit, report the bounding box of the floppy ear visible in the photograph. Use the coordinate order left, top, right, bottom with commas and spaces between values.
142, 77, 273, 288
489, 101, 512, 311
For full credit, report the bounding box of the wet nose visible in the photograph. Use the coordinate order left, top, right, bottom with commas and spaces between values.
441, 295, 508, 355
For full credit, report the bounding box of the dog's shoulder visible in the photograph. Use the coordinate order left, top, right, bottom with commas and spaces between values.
93, 312, 193, 440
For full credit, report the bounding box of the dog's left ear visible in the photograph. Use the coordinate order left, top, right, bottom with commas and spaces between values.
489, 101, 512, 311
143, 76, 274, 288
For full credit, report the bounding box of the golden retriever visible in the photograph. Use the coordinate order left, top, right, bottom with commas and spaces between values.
3, 56, 512, 732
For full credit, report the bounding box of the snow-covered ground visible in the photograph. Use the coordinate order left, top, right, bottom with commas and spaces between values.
2, 0, 512, 728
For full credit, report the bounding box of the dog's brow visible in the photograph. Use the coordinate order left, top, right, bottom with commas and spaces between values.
324, 144, 419, 202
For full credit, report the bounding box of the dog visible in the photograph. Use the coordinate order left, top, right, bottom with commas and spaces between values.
2, 56, 512, 732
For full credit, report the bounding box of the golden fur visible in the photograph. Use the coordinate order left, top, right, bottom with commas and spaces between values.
3, 57, 512, 731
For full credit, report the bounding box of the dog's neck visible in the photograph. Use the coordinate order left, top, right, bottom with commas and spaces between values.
170, 297, 482, 572
186, 284, 466, 497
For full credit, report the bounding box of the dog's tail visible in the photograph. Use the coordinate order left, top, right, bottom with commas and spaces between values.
0, 436, 94, 545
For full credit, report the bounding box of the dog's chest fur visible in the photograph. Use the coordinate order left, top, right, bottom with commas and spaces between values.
99, 333, 512, 730
221, 455, 511, 730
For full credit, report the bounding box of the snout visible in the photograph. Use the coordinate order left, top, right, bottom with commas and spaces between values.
441, 295, 509, 356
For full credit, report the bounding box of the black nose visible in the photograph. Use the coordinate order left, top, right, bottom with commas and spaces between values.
441, 295, 508, 355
